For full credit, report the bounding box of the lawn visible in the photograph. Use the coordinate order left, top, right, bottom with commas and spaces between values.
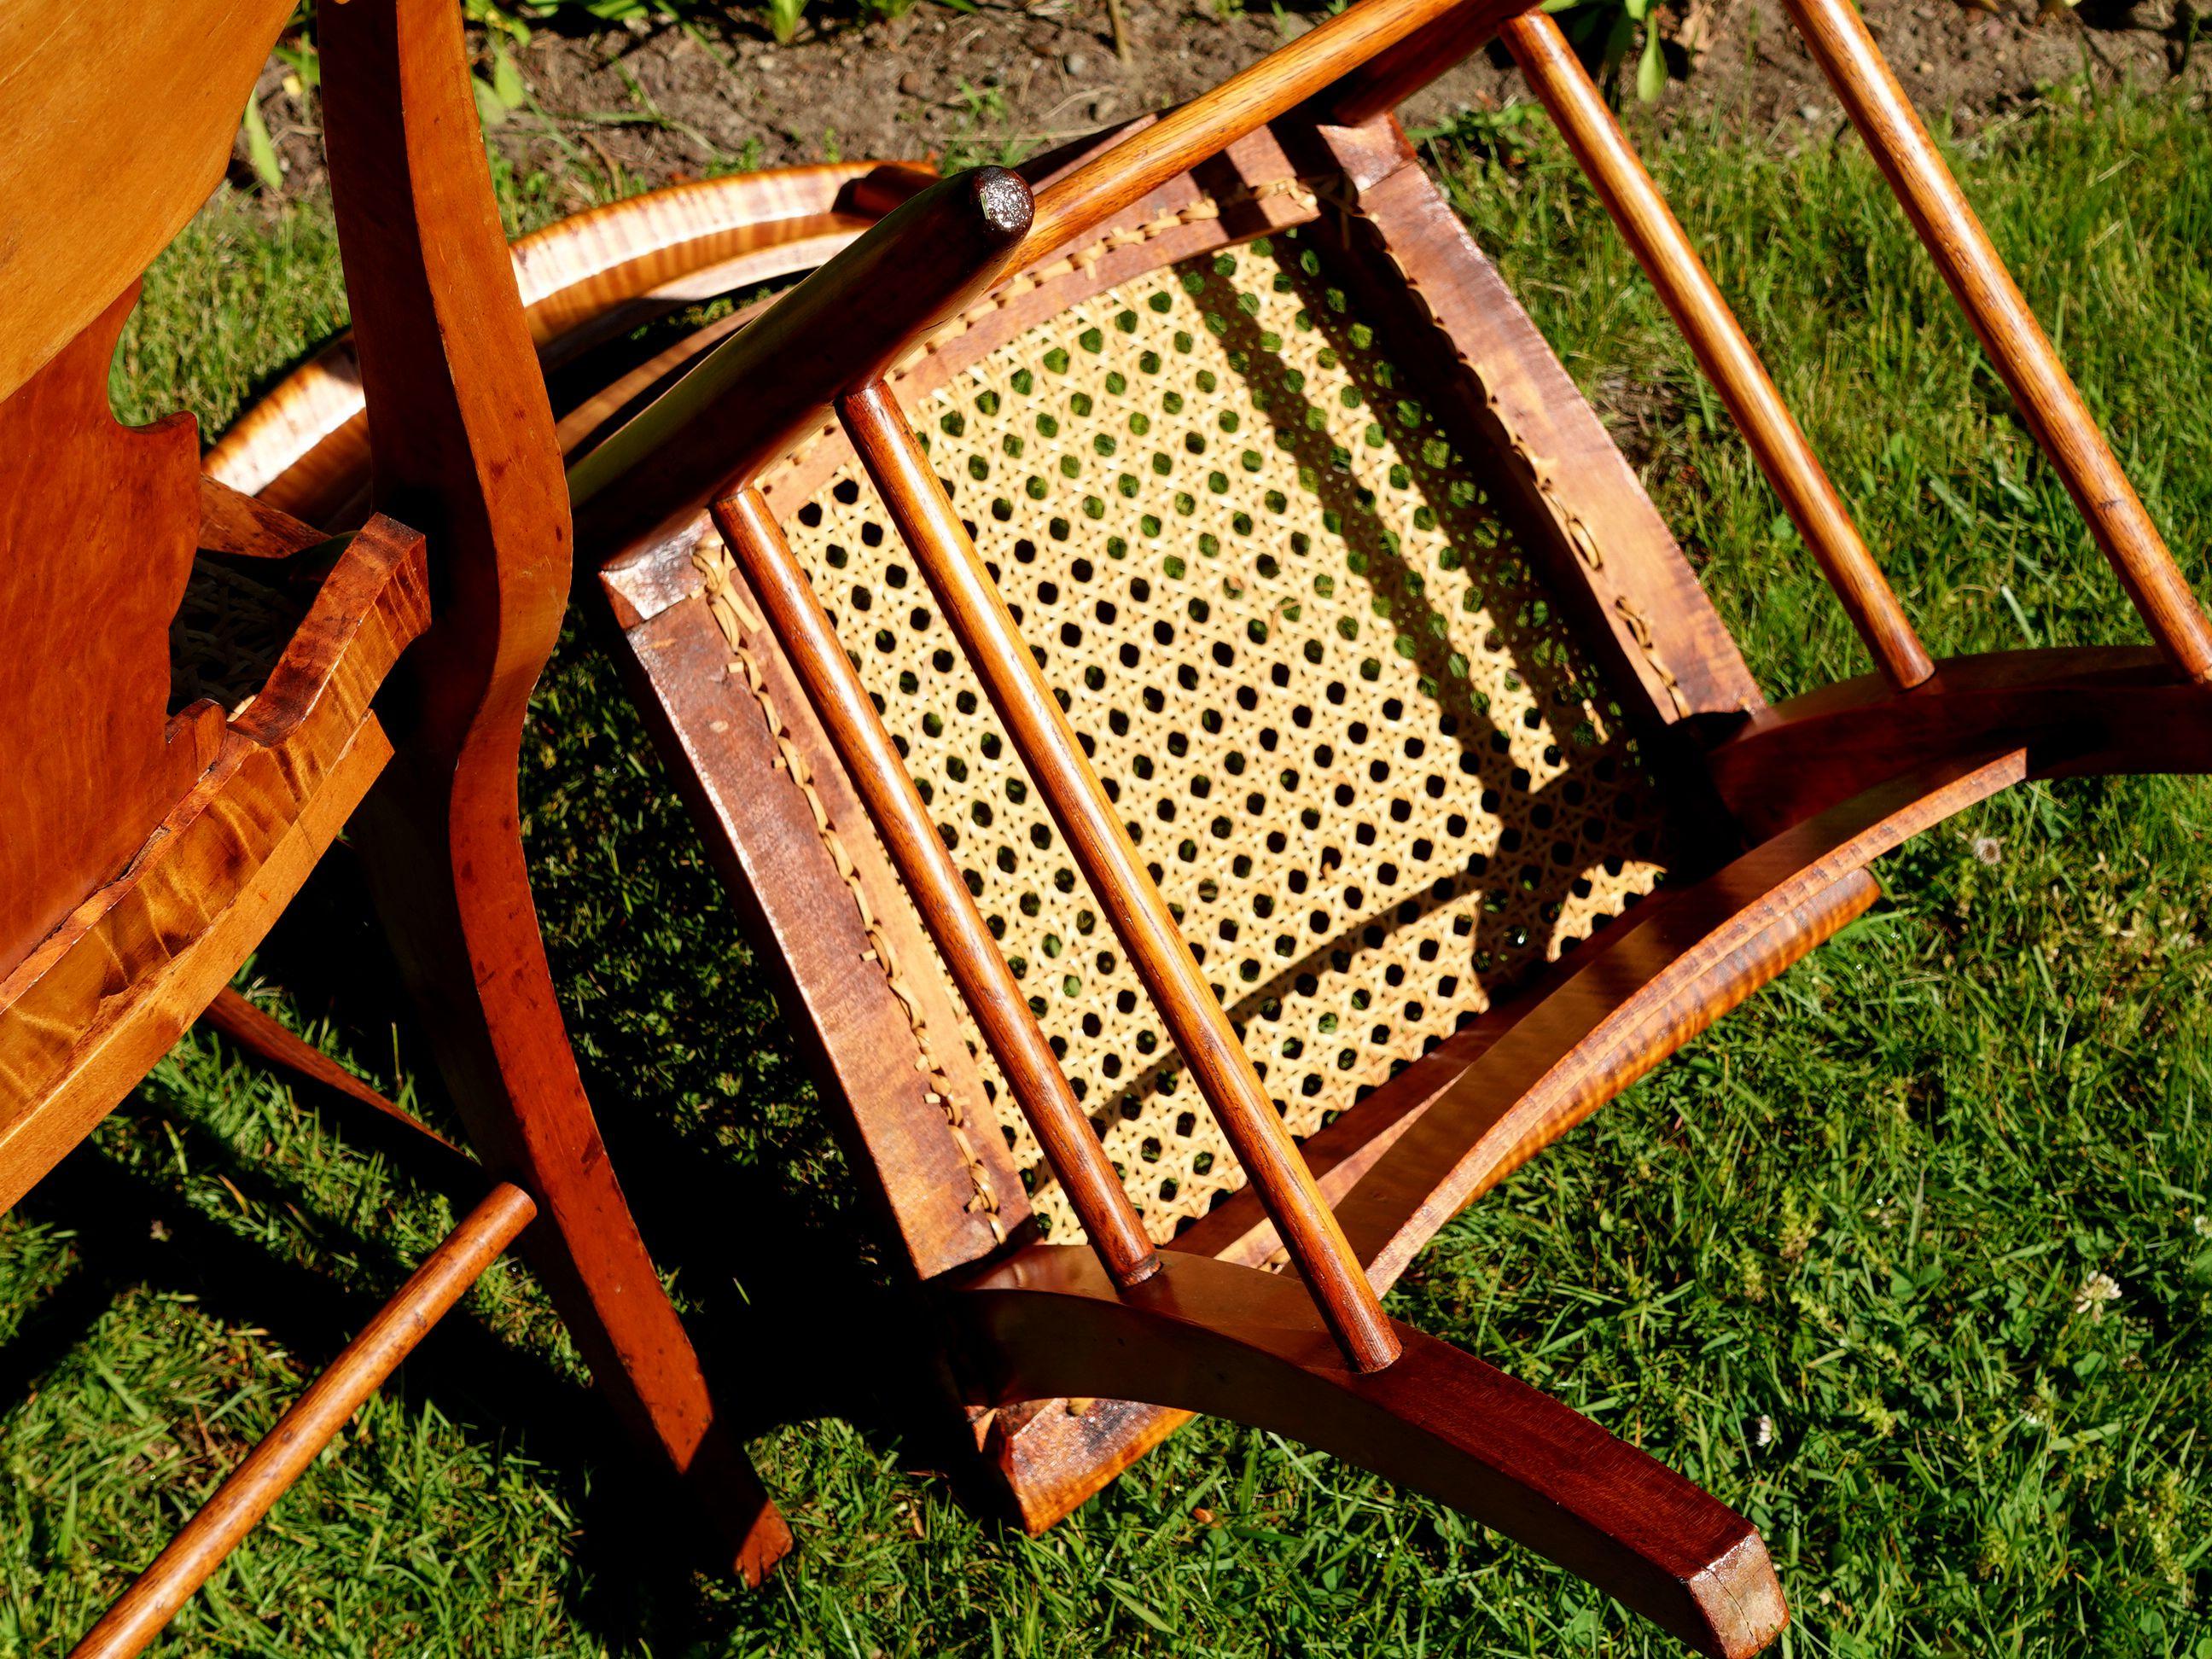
6, 80, 2212, 1658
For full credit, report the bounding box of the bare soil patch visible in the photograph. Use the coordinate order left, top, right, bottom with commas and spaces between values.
244, 0, 2207, 204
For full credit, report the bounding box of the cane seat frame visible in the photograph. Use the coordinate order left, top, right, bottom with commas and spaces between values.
207, 0, 2212, 1650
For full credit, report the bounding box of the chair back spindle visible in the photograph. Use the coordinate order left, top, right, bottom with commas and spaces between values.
1501, 12, 1934, 692
710, 486, 1163, 1288
838, 378, 1404, 1373
1782, 0, 2212, 681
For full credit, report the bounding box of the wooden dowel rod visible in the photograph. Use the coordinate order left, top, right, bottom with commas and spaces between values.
1783, 0, 2212, 685
1329, 0, 1534, 129
1022, 0, 1532, 262
708, 487, 1161, 1289
1505, 11, 1933, 692
568, 166, 1035, 555
69, 1183, 538, 1659
836, 380, 1401, 1374
201, 987, 488, 1200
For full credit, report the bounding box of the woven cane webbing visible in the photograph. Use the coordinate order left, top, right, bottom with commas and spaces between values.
170, 557, 306, 713
722, 228, 1673, 1244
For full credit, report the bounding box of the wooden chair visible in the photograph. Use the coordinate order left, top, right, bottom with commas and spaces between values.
0, 3, 792, 1650
209, 0, 2212, 1651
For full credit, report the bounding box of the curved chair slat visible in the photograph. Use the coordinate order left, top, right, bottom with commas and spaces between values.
952, 1244, 1788, 1659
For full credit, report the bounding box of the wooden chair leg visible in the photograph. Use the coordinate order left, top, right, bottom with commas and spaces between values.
352, 747, 793, 1584
954, 1247, 1787, 1659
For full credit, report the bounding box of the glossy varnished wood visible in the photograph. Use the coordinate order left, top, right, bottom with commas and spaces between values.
1171, 864, 1880, 1278
1706, 648, 2212, 836
1327, 0, 1538, 126
205, 165, 885, 524
613, 591, 1028, 1278
70, 1183, 538, 1659
712, 487, 1160, 1287
1018, 0, 1532, 259
197, 474, 330, 559
186, 0, 2212, 1624
0, 517, 431, 1205
1782, 0, 2212, 684
1306, 120, 1765, 728
1503, 12, 1931, 692
569, 167, 1039, 556
320, 0, 791, 1580
0, 0, 295, 405
1333, 753, 2026, 1286
953, 1247, 1787, 1659
0, 289, 209, 971
838, 378, 1401, 1373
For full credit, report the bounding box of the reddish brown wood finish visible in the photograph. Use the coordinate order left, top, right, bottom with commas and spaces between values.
197, 474, 330, 559
0, 516, 430, 1207
953, 1247, 1786, 1659
1502, 12, 1931, 692
70, 1183, 539, 1659
0, 288, 208, 972
1334, 754, 2024, 1285
614, 591, 1028, 1277
1706, 649, 2212, 836
207, 164, 886, 527
319, 0, 789, 1580
838, 379, 1402, 1374
557, 134, 1783, 1539
970, 865, 1880, 1534
1782, 0, 2212, 685
0, 0, 294, 405
1305, 120, 1765, 729
190, 0, 2212, 1621
1326, 0, 1535, 127
711, 487, 1161, 1287
1172, 865, 1881, 1278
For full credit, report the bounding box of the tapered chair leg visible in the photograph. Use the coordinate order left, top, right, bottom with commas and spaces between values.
356, 748, 792, 1583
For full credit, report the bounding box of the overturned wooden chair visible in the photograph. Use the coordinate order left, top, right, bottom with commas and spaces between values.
209, 0, 2212, 1650
0, 3, 791, 1651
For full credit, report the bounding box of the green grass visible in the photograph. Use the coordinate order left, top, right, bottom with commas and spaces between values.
10, 83, 2212, 1656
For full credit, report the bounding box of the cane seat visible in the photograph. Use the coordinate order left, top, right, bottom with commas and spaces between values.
717, 229, 1673, 1243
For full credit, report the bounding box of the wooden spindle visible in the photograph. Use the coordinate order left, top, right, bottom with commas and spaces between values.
1020, 0, 1531, 262
836, 381, 1402, 1374
569, 166, 1036, 554
70, 1184, 538, 1659
1783, 0, 2212, 684
1504, 11, 1932, 692
709, 486, 1162, 1289
1328, 0, 1533, 129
